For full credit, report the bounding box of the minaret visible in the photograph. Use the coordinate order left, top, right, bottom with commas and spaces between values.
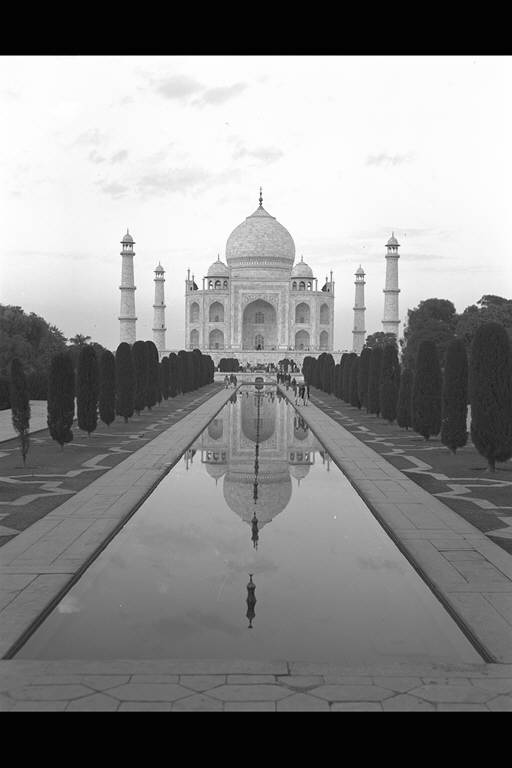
352, 265, 366, 354
119, 229, 137, 344
382, 232, 401, 338
152, 263, 166, 354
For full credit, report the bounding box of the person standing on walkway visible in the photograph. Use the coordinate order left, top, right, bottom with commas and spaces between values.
224, 375, 229, 389
305, 383, 310, 405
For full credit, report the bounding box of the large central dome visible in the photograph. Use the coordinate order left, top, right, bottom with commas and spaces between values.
226, 200, 295, 272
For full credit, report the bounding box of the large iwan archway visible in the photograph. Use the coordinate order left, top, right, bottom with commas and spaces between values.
242, 299, 277, 350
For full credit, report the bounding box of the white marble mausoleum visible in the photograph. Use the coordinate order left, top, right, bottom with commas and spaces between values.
184, 192, 335, 366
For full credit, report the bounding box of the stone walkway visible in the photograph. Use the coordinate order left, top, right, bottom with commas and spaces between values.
309, 390, 512, 555
0, 387, 221, 548
1, 381, 511, 711
1, 659, 512, 710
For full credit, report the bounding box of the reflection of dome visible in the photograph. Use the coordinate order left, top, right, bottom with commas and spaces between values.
291, 256, 313, 278
224, 471, 292, 526
207, 255, 229, 277
226, 204, 295, 270
289, 464, 311, 481
208, 419, 224, 440
294, 426, 309, 441
241, 395, 276, 443
206, 464, 226, 480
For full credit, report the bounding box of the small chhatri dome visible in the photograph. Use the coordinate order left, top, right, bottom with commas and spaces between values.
207, 254, 229, 277
387, 232, 399, 246
122, 229, 134, 244
355, 265, 365, 275
291, 255, 314, 278
154, 262, 164, 273
226, 191, 295, 271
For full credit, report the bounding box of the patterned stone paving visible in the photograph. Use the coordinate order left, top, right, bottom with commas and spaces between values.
1, 660, 511, 710
0, 385, 223, 549
308, 390, 512, 555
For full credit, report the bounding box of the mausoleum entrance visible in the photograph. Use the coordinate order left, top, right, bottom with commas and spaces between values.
242, 300, 277, 350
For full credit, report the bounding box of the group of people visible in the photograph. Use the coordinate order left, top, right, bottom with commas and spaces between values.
224, 374, 238, 388
294, 382, 309, 406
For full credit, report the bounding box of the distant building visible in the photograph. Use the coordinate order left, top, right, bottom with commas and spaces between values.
184, 190, 335, 366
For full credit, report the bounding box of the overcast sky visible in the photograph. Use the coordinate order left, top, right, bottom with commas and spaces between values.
1, 55, 511, 352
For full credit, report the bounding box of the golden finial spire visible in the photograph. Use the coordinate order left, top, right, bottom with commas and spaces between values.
258, 186, 263, 207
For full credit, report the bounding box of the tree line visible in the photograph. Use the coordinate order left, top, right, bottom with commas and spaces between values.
8, 343, 214, 462
302, 321, 512, 473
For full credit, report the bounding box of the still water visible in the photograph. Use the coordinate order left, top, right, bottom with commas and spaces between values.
17, 387, 480, 663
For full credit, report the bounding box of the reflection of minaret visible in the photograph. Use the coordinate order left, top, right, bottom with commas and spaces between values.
352, 265, 366, 354
251, 391, 262, 549
382, 233, 401, 338
246, 574, 256, 629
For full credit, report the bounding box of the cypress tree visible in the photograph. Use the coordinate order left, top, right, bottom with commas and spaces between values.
339, 354, 348, 400
397, 367, 414, 429
145, 341, 159, 408
161, 356, 170, 399
322, 354, 335, 393
77, 344, 99, 436
343, 354, 356, 402
441, 338, 468, 453
333, 363, 341, 399
169, 352, 179, 397
350, 357, 361, 408
99, 349, 116, 427
115, 342, 134, 423
358, 347, 371, 410
469, 322, 512, 472
47, 352, 75, 448
192, 349, 202, 389
176, 353, 185, 394
412, 339, 442, 440
186, 351, 197, 391
178, 350, 189, 392
379, 344, 401, 423
132, 340, 148, 414
367, 346, 383, 415
10, 358, 30, 465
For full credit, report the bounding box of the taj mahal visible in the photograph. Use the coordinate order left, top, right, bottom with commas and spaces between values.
118, 189, 401, 365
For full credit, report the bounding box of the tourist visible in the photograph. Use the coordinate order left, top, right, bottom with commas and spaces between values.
224, 375, 229, 388
305, 383, 310, 405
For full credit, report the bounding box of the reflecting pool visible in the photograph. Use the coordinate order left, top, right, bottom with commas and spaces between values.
17, 387, 481, 663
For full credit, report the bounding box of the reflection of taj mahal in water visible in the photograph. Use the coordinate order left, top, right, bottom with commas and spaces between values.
186, 389, 330, 546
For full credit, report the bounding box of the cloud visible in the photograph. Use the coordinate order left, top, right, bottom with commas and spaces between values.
148, 72, 247, 106
233, 145, 283, 164
74, 128, 107, 147
153, 74, 203, 100
366, 152, 414, 167
97, 180, 129, 199
136, 167, 211, 197
196, 82, 247, 106
110, 149, 128, 164
88, 150, 106, 164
